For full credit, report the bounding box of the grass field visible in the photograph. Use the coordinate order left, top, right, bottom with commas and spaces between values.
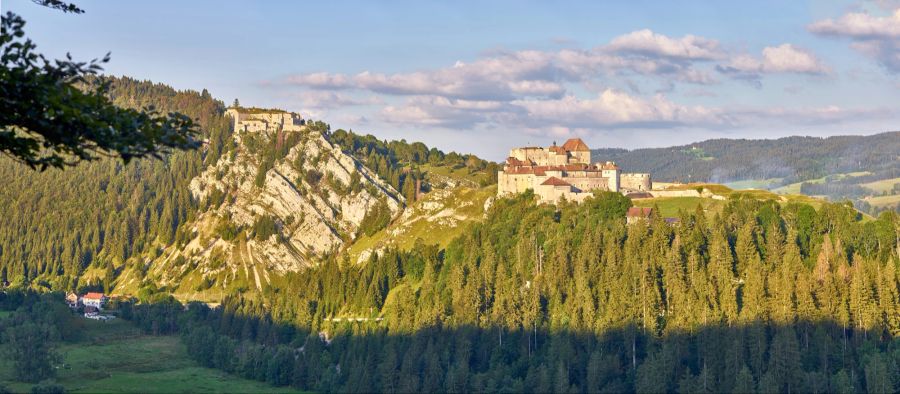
772, 171, 871, 195
864, 194, 900, 208
860, 177, 900, 194
0, 318, 300, 393
724, 178, 784, 190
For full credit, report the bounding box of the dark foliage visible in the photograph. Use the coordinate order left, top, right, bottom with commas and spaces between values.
0, 10, 199, 170
119, 193, 897, 393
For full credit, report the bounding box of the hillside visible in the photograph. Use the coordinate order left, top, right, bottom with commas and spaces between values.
593, 132, 900, 214
132, 189, 899, 393
0, 76, 501, 301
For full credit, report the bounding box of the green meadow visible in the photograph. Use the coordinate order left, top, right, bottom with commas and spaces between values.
0, 317, 300, 393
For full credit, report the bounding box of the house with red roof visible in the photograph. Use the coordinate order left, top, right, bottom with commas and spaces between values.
82, 292, 109, 310
626, 207, 654, 224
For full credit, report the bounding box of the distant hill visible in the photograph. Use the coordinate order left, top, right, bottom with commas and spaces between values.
592, 132, 900, 184
594, 132, 900, 214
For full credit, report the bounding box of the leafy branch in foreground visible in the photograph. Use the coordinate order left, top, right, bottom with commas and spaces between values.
0, 10, 199, 170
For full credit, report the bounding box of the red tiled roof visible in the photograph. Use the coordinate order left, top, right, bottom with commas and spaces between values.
561, 138, 590, 152
83, 292, 106, 300
541, 177, 571, 187
506, 157, 526, 166
548, 145, 567, 154
626, 207, 653, 217
505, 163, 600, 175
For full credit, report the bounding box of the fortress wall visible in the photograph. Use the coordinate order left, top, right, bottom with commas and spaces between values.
510, 148, 547, 164
567, 177, 610, 193
649, 190, 701, 198
573, 150, 591, 164
498, 172, 540, 195
621, 173, 652, 191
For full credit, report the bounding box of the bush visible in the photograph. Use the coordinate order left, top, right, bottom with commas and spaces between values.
253, 215, 279, 241
215, 219, 241, 241
305, 169, 323, 188
358, 199, 392, 237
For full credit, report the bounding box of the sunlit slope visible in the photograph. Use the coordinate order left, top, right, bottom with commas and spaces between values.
346, 184, 496, 264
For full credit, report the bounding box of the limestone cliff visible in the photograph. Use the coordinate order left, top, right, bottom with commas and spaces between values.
131, 109, 404, 295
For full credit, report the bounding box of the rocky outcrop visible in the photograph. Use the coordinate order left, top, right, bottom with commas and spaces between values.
151, 109, 404, 291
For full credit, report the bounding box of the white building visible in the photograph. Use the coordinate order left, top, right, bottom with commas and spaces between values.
82, 292, 109, 310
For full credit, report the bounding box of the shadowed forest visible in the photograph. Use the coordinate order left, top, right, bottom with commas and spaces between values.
30, 192, 893, 392
0, 80, 897, 393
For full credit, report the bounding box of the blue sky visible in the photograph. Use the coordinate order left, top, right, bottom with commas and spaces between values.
7, 0, 900, 159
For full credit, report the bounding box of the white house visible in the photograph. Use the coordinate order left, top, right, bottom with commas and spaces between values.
82, 292, 109, 310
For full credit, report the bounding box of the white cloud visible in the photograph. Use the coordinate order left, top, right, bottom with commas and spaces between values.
275, 28, 888, 144
809, 9, 900, 39
809, 9, 900, 72
287, 51, 562, 101
512, 90, 726, 129
382, 96, 519, 128
380, 90, 727, 131
285, 29, 726, 103
289, 91, 382, 109
606, 29, 725, 60
718, 44, 829, 79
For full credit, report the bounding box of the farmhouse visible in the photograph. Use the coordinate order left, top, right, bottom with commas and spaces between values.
82, 292, 109, 310
66, 292, 81, 308
498, 138, 652, 203
626, 207, 654, 224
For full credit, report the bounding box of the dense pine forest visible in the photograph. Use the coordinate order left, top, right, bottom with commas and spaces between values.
0, 77, 491, 294
112, 194, 900, 392
1, 77, 898, 393
0, 76, 232, 291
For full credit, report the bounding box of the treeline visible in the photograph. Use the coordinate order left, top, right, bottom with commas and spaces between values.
128, 193, 898, 392
0, 291, 81, 387
330, 129, 500, 202
0, 76, 232, 290
594, 132, 900, 185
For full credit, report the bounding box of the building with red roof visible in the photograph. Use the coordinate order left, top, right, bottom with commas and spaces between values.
498, 138, 652, 203
82, 292, 109, 310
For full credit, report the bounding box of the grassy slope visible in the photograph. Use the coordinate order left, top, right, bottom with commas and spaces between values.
865, 194, 900, 208
723, 178, 784, 190
634, 184, 827, 218
860, 177, 900, 194
346, 184, 495, 264
771, 171, 871, 195
0, 318, 299, 393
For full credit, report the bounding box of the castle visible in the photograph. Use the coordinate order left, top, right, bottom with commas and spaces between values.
498, 138, 651, 203
225, 108, 305, 133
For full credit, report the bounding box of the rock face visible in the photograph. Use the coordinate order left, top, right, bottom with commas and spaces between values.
150, 109, 404, 291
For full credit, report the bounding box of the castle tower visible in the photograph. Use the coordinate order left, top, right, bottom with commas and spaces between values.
560, 138, 591, 164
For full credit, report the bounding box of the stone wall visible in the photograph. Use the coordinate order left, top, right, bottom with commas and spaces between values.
649, 189, 701, 198
621, 173, 652, 191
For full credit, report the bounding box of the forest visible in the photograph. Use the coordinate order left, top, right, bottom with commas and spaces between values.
87, 193, 900, 392
1, 77, 898, 393
593, 133, 900, 185
0, 77, 499, 293
594, 133, 900, 216
0, 76, 232, 291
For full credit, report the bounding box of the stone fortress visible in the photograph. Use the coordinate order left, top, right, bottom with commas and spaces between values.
498, 138, 651, 203
225, 108, 306, 133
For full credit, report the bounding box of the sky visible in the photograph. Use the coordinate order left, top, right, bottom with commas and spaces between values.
6, 0, 900, 159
